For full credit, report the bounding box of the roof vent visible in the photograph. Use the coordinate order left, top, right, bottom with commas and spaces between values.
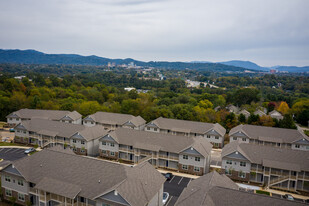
40, 164, 42, 167
235, 152, 238, 154
191, 147, 193, 150
114, 190, 118, 196
12, 165, 15, 168
98, 180, 101, 183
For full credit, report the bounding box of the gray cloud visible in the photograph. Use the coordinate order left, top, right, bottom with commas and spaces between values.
0, 0, 308, 66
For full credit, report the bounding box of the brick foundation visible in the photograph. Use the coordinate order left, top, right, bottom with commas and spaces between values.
220, 169, 250, 182
178, 164, 204, 176
73, 148, 87, 156
2, 187, 29, 206
99, 150, 119, 160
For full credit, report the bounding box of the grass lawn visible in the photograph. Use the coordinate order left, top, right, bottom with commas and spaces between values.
256, 190, 270, 196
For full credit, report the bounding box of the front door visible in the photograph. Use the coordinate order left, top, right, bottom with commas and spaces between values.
166, 160, 169, 167
130, 154, 133, 160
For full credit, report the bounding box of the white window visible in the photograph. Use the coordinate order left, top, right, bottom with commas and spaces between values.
240, 162, 246, 167
110, 151, 115, 156
215, 136, 219, 139
18, 179, 24, 186
110, 143, 115, 147
18, 193, 25, 201
73, 148, 77, 152
183, 155, 188, 160
73, 139, 76, 143
226, 160, 232, 165
81, 141, 85, 145
147, 127, 150, 130
102, 141, 106, 145
194, 167, 200, 172
242, 138, 246, 141
91, 122, 94, 124
295, 144, 300, 148
206, 135, 210, 138
16, 118, 19, 121
81, 149, 85, 153
5, 189, 12, 197
69, 121, 72, 123
233, 137, 237, 141
5, 175, 11, 182
225, 169, 232, 176
195, 157, 201, 162
239, 171, 246, 178
9, 118, 12, 121
102, 150, 107, 154
182, 165, 188, 170
154, 128, 157, 131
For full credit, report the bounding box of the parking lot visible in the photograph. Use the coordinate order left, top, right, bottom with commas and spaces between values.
164, 175, 192, 206
0, 148, 28, 168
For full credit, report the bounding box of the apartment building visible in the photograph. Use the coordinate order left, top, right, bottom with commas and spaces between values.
238, 109, 250, 119
229, 124, 309, 151
144, 117, 226, 148
6, 109, 82, 126
0, 147, 165, 206
83, 111, 146, 130
14, 119, 107, 156
99, 128, 213, 175
221, 142, 309, 192
175, 171, 303, 206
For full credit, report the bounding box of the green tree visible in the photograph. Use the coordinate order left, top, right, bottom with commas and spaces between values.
279, 114, 296, 129
238, 113, 246, 123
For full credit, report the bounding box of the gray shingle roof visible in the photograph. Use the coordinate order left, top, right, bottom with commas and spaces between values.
149, 117, 226, 136
205, 187, 304, 206
229, 124, 308, 144
11, 148, 165, 205
222, 142, 309, 171
6, 109, 81, 121
175, 171, 239, 206
85, 112, 146, 127
176, 171, 304, 206
103, 128, 212, 156
17, 119, 105, 141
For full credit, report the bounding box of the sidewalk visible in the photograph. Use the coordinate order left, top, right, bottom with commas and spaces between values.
156, 168, 200, 179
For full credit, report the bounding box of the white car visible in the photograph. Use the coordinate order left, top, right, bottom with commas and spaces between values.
163, 192, 169, 205
24, 147, 36, 154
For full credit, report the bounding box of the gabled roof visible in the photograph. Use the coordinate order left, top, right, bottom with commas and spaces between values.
101, 128, 212, 156
148, 117, 226, 136
229, 124, 308, 144
84, 112, 146, 127
222, 142, 309, 172
253, 109, 266, 116
6, 109, 81, 121
175, 171, 238, 206
238, 109, 250, 115
9, 147, 165, 205
269, 110, 283, 116
16, 119, 104, 141
176, 171, 304, 206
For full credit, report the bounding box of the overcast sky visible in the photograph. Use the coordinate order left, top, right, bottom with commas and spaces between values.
0, 0, 309, 66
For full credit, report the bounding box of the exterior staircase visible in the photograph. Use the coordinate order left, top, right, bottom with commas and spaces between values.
268, 176, 289, 186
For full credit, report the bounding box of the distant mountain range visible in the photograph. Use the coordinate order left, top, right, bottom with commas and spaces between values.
0, 49, 308, 72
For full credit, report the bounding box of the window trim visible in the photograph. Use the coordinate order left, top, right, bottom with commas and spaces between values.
183, 155, 188, 160
18, 193, 25, 202
5, 175, 11, 182
226, 160, 232, 165
195, 156, 201, 162
240, 161, 246, 167
5, 189, 12, 197
182, 165, 188, 170
110, 151, 115, 156
18, 179, 24, 186
194, 166, 200, 172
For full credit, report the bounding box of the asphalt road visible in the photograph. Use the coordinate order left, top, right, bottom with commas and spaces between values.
0, 148, 28, 168
164, 175, 192, 206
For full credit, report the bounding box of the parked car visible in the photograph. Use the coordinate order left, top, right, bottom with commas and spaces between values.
24, 148, 36, 154
164, 173, 173, 181
284, 194, 294, 201
163, 192, 169, 205
9, 128, 15, 132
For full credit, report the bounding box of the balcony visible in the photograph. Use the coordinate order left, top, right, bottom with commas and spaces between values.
140, 151, 153, 156
119, 147, 134, 153
270, 170, 282, 176
158, 155, 179, 161
304, 176, 309, 180
251, 167, 263, 173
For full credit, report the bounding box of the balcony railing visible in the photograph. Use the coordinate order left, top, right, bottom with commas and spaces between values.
119, 147, 134, 152
29, 187, 37, 194
158, 155, 179, 161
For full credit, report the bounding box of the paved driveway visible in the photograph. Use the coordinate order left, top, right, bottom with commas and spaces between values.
0, 148, 28, 168
210, 149, 222, 167
164, 175, 192, 206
